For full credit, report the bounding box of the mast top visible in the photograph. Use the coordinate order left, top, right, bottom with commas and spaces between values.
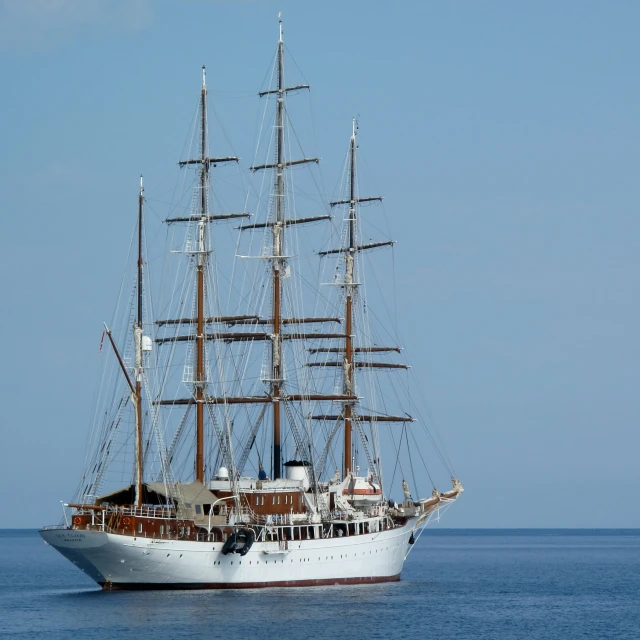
352, 117, 358, 140
140, 174, 144, 193
202, 65, 206, 89
278, 12, 283, 43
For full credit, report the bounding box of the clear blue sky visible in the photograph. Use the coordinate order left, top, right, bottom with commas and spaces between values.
0, 0, 638, 528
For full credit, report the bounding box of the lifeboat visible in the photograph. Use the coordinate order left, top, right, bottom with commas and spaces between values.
221, 528, 255, 556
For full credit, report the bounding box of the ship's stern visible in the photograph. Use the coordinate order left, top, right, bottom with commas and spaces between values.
40, 527, 110, 585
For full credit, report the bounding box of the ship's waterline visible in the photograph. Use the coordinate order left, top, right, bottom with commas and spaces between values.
40, 521, 414, 590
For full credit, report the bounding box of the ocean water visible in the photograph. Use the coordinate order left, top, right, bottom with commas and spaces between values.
1, 529, 638, 639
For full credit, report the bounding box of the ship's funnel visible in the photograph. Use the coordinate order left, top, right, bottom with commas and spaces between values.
283, 460, 310, 490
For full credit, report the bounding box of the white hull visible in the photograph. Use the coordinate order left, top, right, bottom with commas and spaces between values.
40, 521, 416, 589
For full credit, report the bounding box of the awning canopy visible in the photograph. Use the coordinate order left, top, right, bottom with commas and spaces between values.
96, 481, 217, 507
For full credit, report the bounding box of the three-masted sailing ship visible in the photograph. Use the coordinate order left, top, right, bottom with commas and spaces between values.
40, 17, 463, 589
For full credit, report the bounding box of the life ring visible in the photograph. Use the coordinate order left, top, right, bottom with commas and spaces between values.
73, 516, 81, 525
122, 517, 130, 525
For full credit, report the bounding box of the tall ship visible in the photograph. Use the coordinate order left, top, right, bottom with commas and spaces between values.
40, 16, 463, 590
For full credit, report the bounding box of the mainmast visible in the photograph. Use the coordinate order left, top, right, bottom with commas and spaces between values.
195, 66, 208, 484
249, 15, 319, 479
271, 15, 285, 480
134, 175, 144, 506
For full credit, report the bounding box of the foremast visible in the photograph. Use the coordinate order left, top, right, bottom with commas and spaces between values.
317, 122, 412, 481
339, 120, 391, 478
343, 121, 357, 477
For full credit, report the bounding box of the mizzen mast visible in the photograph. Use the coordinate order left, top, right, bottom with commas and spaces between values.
103, 177, 146, 506
195, 67, 207, 484
134, 175, 144, 505
165, 67, 240, 483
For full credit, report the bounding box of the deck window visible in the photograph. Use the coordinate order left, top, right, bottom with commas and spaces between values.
195, 505, 202, 515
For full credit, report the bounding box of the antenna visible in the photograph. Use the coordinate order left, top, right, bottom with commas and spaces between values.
202, 65, 206, 88
279, 12, 283, 42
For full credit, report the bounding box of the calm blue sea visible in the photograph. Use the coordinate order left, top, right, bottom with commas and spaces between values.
1, 529, 638, 639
